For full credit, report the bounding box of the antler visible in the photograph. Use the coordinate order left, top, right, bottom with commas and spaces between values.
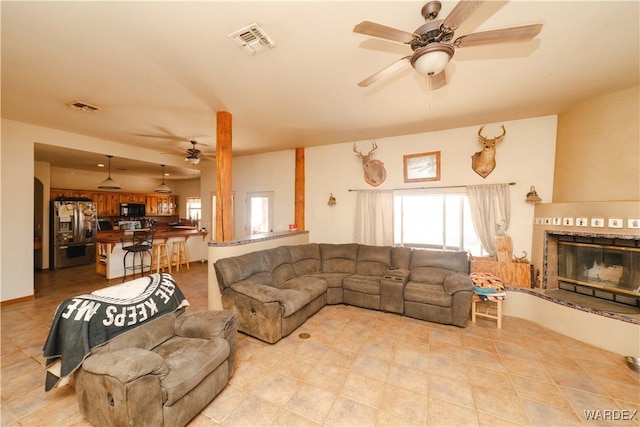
478, 125, 506, 143
354, 140, 378, 158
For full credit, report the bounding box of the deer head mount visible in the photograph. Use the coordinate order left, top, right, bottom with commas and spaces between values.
353, 141, 387, 187
471, 124, 506, 178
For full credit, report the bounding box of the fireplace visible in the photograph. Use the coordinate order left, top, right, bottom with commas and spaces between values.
546, 232, 640, 307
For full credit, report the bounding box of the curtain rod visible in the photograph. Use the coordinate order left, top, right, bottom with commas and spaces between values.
348, 182, 516, 192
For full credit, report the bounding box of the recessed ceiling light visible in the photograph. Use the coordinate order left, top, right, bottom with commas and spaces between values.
97, 163, 105, 168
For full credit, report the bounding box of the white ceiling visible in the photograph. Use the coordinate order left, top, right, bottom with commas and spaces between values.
3, 1, 639, 180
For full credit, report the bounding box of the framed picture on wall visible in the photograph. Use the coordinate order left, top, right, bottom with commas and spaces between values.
403, 151, 441, 183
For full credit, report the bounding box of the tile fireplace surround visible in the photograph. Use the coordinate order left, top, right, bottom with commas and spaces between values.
525, 201, 640, 356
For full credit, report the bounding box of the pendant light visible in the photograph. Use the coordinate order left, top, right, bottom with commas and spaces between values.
155, 164, 172, 194
98, 155, 121, 189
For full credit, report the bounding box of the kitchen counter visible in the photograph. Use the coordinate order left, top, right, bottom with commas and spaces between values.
97, 228, 206, 246
96, 228, 208, 279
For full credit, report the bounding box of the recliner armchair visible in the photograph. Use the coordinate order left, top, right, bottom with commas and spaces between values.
74, 308, 237, 427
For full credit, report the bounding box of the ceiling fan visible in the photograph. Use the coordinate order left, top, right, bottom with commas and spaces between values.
184, 140, 213, 165
157, 139, 214, 165
354, 0, 543, 88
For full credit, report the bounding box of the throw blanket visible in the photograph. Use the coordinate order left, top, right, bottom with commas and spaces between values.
42, 273, 189, 391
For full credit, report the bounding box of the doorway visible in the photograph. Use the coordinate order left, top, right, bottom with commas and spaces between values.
246, 191, 274, 235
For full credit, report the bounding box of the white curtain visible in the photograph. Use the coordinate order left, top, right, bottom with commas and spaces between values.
467, 184, 511, 257
353, 190, 394, 246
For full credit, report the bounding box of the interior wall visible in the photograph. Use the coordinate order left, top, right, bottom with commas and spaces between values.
1, 120, 36, 301
231, 150, 296, 239
554, 86, 640, 202
305, 116, 558, 255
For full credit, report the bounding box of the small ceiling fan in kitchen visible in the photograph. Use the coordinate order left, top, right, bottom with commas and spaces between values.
162, 140, 215, 165
353, 0, 543, 88
183, 140, 214, 165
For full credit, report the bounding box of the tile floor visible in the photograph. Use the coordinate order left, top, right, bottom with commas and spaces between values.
1, 262, 639, 426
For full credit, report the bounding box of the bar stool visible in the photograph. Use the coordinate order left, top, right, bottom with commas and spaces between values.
151, 240, 171, 274
121, 230, 154, 282
170, 238, 189, 271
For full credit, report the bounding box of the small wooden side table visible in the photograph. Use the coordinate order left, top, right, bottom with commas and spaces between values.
471, 293, 505, 328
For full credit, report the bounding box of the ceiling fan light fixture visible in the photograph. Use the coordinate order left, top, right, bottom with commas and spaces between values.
155, 165, 172, 194
410, 43, 455, 76
186, 156, 200, 165
98, 155, 121, 189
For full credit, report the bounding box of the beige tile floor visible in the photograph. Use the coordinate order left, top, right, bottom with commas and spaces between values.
2, 262, 639, 426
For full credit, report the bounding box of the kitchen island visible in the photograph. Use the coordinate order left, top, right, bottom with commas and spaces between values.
96, 228, 208, 280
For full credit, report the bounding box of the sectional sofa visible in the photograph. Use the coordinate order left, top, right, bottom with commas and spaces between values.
214, 243, 473, 344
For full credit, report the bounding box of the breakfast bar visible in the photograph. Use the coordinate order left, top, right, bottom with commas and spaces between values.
96, 228, 208, 279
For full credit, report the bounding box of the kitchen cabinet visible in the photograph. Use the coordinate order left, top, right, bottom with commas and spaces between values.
120, 193, 146, 204
157, 196, 169, 215
92, 192, 107, 215
50, 188, 68, 200
145, 195, 158, 215
50, 188, 178, 217
170, 196, 179, 216
50, 188, 92, 200
105, 193, 121, 216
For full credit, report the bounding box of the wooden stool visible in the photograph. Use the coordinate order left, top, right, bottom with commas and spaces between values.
151, 241, 171, 274
471, 293, 504, 328
170, 239, 189, 271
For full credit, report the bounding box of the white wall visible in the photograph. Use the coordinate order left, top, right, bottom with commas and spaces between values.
231, 150, 296, 239
305, 116, 558, 254
2, 120, 36, 301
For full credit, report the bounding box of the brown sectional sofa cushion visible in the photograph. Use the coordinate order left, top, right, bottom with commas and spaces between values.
214, 243, 473, 343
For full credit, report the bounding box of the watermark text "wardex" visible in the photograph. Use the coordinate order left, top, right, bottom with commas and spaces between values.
584, 409, 638, 421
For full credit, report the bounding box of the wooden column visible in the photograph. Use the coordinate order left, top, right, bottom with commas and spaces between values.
295, 148, 305, 231
216, 111, 233, 242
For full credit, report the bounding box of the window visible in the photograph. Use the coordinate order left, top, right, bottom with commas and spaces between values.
393, 190, 486, 256
246, 191, 274, 235
186, 197, 201, 222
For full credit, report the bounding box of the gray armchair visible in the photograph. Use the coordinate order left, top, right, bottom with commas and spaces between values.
74, 309, 237, 427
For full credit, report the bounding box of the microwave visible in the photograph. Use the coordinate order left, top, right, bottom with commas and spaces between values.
120, 203, 146, 217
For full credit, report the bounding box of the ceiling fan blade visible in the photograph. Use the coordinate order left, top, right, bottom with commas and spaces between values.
353, 21, 417, 44
454, 23, 543, 48
442, 0, 485, 30
358, 56, 411, 87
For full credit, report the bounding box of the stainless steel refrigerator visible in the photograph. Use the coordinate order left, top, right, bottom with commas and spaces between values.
50, 199, 97, 269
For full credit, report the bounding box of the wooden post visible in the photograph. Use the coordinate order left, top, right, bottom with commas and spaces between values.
216, 111, 233, 242
295, 148, 305, 231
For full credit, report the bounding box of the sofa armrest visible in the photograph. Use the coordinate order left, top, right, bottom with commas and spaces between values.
231, 283, 281, 303
443, 272, 474, 295
81, 348, 169, 384
175, 310, 237, 340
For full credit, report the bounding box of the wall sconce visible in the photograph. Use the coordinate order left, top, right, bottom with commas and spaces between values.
327, 193, 336, 206
525, 186, 542, 204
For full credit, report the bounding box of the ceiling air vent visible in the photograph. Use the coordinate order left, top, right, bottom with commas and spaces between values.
228, 23, 276, 55
66, 101, 100, 112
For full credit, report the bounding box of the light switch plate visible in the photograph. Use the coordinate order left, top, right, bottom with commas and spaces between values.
628, 218, 640, 229
591, 218, 604, 227
563, 218, 574, 226
576, 217, 588, 227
